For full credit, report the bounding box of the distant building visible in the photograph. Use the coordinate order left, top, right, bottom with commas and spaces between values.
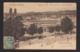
4, 8, 17, 21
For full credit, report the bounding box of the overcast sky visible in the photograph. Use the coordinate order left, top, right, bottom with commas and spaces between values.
4, 2, 76, 13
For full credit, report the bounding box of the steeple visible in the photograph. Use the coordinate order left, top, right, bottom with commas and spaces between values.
9, 8, 12, 17
13, 8, 17, 17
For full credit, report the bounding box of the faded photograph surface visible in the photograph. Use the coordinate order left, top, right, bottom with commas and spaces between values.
3, 2, 76, 50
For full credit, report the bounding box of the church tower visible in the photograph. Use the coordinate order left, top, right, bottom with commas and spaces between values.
9, 8, 12, 17
13, 8, 17, 17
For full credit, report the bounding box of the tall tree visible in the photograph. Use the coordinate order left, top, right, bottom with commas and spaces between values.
54, 25, 60, 32
60, 16, 74, 34
3, 16, 25, 41
48, 26, 55, 36
27, 24, 37, 36
48, 27, 54, 34
37, 27, 43, 34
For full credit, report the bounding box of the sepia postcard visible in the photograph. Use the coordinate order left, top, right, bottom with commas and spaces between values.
3, 2, 76, 50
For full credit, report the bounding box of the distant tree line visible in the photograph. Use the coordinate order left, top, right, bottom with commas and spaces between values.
26, 24, 43, 36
